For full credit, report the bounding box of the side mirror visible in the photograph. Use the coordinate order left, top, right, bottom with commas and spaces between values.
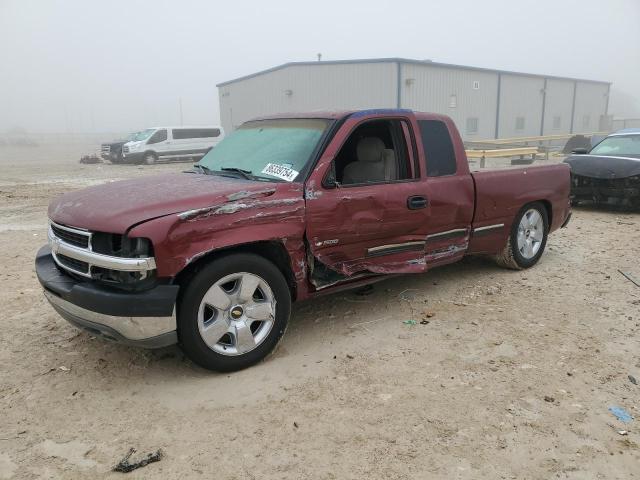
571, 148, 588, 154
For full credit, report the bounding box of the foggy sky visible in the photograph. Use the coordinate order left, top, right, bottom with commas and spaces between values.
1, 0, 639, 133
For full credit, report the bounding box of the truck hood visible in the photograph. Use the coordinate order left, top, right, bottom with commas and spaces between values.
48, 173, 291, 233
564, 154, 640, 179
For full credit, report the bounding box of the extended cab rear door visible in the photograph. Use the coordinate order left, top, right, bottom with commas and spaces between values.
414, 117, 474, 266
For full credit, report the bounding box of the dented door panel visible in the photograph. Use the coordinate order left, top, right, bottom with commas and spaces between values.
306, 182, 432, 276
304, 112, 433, 277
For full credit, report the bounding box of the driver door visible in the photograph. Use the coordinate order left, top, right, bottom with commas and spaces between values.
304, 113, 431, 277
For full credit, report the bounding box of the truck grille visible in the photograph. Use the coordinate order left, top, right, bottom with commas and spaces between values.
51, 223, 90, 248
101, 144, 111, 154
123, 145, 129, 154
56, 254, 90, 274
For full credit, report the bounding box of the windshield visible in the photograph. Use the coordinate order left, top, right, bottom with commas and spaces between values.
590, 135, 640, 158
126, 132, 139, 141
198, 118, 331, 181
131, 129, 155, 142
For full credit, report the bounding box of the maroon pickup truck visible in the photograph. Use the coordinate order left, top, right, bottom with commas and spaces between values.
36, 109, 571, 371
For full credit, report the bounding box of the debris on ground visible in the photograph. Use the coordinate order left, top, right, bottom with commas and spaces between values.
113, 448, 163, 473
346, 354, 354, 359
544, 396, 555, 403
79, 154, 102, 164
424, 311, 435, 318
618, 270, 640, 288
398, 289, 419, 301
628, 375, 637, 385
420, 320, 430, 325
293, 422, 299, 428
403, 320, 417, 326
58, 366, 70, 372
608, 406, 634, 423
618, 430, 629, 436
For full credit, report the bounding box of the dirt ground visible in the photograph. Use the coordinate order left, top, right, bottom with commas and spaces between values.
0, 143, 639, 479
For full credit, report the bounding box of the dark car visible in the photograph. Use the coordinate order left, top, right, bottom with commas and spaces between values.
564, 128, 640, 208
100, 132, 138, 163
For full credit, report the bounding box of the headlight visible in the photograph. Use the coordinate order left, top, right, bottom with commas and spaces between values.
91, 233, 155, 288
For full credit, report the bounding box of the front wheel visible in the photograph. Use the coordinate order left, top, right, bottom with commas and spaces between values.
143, 152, 157, 165
494, 202, 548, 270
178, 253, 291, 372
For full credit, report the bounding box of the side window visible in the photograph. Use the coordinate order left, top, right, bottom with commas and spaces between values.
201, 128, 221, 138
172, 129, 193, 140
147, 129, 167, 144
419, 120, 457, 177
334, 119, 413, 186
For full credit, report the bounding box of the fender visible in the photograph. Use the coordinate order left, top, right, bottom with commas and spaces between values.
128, 192, 309, 294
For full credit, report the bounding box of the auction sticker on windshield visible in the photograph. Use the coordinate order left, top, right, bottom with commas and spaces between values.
261, 163, 299, 181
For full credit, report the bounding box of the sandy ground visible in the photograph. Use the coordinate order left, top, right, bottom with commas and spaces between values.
0, 143, 639, 479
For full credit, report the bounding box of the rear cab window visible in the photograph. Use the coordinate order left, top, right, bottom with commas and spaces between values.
418, 120, 457, 177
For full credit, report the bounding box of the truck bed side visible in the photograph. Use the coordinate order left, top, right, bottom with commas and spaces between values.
467, 164, 571, 254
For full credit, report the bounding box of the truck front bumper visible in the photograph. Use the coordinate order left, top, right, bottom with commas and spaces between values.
35, 245, 179, 348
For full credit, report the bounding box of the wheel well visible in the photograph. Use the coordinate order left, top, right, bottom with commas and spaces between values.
144, 150, 157, 158
537, 200, 552, 227
174, 241, 298, 301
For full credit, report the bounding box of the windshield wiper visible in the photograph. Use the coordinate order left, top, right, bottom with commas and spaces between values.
220, 167, 254, 180
192, 164, 213, 175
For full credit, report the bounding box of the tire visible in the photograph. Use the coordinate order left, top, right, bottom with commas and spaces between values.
143, 152, 157, 165
494, 202, 548, 270
178, 253, 291, 372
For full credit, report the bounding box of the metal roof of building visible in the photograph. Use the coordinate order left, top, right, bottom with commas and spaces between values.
217, 57, 611, 87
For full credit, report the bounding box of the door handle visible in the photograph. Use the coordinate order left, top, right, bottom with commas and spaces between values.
407, 195, 428, 210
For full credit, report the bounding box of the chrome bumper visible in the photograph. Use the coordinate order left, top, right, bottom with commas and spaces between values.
44, 290, 176, 346
36, 245, 178, 349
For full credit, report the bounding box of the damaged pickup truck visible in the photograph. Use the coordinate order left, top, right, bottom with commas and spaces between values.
36, 109, 571, 371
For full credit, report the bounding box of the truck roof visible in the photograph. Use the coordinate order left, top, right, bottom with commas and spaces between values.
250, 109, 451, 123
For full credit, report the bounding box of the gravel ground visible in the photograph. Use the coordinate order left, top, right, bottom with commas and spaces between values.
0, 144, 638, 479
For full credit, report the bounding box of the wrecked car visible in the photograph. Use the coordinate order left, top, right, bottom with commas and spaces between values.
36, 109, 571, 372
100, 132, 139, 163
564, 128, 640, 208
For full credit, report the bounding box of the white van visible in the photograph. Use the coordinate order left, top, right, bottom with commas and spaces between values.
121, 126, 225, 164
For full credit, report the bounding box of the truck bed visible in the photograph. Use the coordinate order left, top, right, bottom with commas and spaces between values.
467, 163, 571, 254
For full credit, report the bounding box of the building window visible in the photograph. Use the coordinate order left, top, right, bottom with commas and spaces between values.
449, 95, 457, 108
472, 80, 480, 90
582, 115, 590, 129
515, 117, 525, 131
552, 116, 561, 129
466, 117, 479, 135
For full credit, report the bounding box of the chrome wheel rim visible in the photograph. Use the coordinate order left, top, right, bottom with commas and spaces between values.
517, 208, 544, 259
197, 272, 276, 356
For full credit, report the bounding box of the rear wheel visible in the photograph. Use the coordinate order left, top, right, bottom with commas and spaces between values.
178, 253, 291, 372
495, 202, 548, 270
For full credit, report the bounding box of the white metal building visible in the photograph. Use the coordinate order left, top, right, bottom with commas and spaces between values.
217, 58, 611, 140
